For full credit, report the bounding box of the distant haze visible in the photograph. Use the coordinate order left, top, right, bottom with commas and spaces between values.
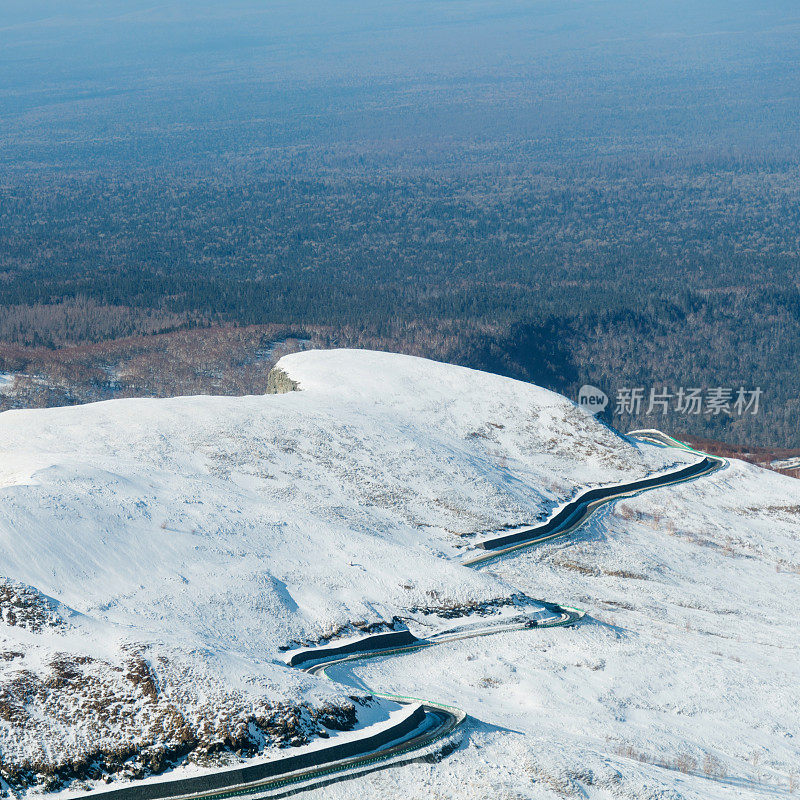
3, 0, 800, 164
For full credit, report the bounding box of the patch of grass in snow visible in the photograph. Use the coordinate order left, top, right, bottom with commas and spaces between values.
407, 592, 547, 620
0, 580, 64, 632
0, 643, 360, 794
549, 554, 649, 581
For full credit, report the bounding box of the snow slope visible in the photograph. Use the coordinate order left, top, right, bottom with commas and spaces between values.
316, 461, 800, 800
0, 349, 692, 792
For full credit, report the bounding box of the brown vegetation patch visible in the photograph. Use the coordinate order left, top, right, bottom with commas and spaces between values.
614, 741, 729, 779
678, 434, 800, 479
0, 648, 359, 792
550, 555, 649, 580
0, 580, 63, 632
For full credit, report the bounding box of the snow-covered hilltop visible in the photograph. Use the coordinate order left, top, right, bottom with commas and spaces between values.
3, 349, 790, 799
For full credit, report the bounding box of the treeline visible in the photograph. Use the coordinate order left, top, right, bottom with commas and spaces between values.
0, 299, 190, 348
2, 149, 800, 446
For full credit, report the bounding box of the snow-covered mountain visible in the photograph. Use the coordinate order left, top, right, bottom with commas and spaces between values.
2, 349, 795, 798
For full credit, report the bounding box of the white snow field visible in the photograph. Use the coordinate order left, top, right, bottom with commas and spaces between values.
315, 461, 800, 800
2, 348, 792, 798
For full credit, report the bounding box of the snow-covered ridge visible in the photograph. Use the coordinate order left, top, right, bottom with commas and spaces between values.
0, 349, 686, 793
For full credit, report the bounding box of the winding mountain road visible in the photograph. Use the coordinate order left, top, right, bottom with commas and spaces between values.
464, 436, 724, 567
82, 431, 725, 800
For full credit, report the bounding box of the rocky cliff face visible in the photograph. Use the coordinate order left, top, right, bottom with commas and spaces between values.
265, 366, 299, 394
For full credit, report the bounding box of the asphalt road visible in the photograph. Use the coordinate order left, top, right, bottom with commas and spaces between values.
463, 444, 725, 567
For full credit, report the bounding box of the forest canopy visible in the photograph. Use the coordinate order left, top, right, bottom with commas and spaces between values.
1, 0, 799, 445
